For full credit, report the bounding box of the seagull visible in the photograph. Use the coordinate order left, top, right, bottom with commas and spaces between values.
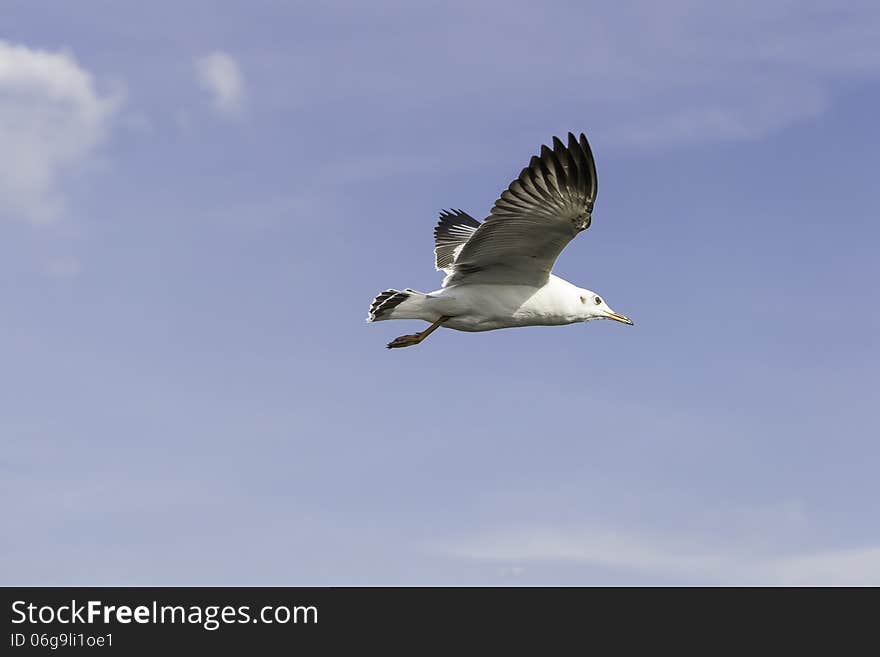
367, 132, 633, 349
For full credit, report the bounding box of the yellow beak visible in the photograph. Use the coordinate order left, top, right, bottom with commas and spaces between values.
605, 311, 634, 326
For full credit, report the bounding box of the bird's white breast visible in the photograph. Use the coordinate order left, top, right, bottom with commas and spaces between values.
429, 275, 583, 332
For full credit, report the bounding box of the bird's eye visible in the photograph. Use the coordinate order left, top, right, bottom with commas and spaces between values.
594, 296, 602, 305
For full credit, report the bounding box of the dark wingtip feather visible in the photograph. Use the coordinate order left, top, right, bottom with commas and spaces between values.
579, 133, 591, 158
579, 133, 597, 201
433, 209, 481, 270
486, 130, 598, 229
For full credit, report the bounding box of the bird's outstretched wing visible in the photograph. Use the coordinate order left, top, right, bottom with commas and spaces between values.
442, 132, 598, 287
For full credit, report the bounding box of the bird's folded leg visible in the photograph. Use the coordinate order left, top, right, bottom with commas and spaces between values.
387, 316, 451, 349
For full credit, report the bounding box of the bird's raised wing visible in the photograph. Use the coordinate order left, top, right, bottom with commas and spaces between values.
433, 209, 481, 272
442, 132, 598, 287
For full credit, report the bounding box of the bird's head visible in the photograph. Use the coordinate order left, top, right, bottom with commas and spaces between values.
578, 290, 633, 325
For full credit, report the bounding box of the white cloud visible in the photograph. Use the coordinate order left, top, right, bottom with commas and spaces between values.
0, 40, 120, 223
195, 52, 245, 117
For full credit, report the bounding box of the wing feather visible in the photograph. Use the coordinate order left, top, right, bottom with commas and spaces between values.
433, 209, 480, 271
442, 132, 598, 287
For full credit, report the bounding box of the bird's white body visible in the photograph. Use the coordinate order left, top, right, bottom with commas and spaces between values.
387, 275, 600, 332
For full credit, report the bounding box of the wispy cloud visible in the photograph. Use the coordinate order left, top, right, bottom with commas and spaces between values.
282, 1, 880, 147
0, 40, 121, 223
587, 1, 878, 145
438, 523, 880, 585
195, 51, 245, 117
43, 256, 83, 279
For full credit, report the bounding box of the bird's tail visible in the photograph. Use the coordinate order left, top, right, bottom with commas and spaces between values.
367, 288, 430, 321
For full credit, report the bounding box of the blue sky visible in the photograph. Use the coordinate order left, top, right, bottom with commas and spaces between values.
2, 1, 879, 585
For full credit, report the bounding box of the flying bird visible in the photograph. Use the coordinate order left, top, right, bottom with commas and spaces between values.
367, 132, 633, 349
